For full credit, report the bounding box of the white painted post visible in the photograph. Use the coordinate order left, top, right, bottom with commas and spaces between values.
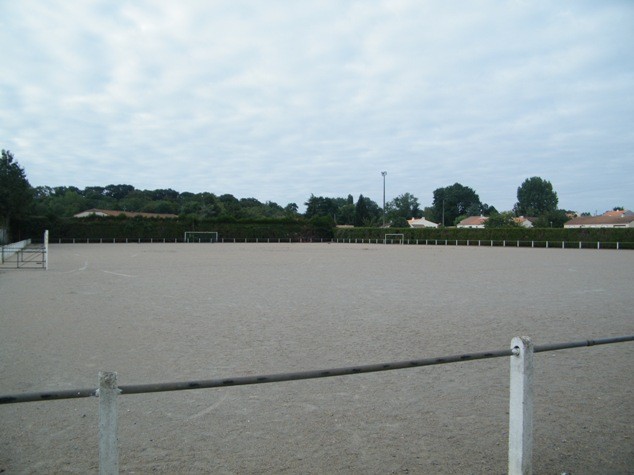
508, 336, 534, 475
44, 230, 49, 270
99, 371, 119, 475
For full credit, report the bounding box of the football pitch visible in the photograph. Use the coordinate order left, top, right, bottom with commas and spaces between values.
1, 243, 632, 473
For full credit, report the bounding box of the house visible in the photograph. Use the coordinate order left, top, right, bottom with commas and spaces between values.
602, 209, 634, 218
457, 216, 488, 228
564, 215, 634, 228
74, 208, 178, 219
407, 217, 439, 228
514, 216, 536, 228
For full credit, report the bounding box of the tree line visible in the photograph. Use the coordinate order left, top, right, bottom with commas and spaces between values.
2, 148, 574, 239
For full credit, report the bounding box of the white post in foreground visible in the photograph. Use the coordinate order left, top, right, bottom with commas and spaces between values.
99, 371, 119, 475
508, 336, 534, 475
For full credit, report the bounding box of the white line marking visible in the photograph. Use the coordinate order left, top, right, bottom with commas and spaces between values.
102, 270, 135, 278
186, 392, 230, 420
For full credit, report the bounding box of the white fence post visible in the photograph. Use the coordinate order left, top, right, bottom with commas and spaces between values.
99, 371, 119, 475
508, 336, 534, 475
44, 230, 49, 270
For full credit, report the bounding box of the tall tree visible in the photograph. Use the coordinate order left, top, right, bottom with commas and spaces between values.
104, 184, 135, 200
353, 195, 381, 226
514, 177, 558, 216
385, 192, 422, 224
353, 194, 369, 226
431, 183, 482, 226
0, 150, 32, 232
304, 195, 339, 220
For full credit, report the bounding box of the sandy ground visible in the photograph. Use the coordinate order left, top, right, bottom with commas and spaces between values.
0, 243, 632, 474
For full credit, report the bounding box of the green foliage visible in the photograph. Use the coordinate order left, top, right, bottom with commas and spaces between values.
0, 150, 33, 234
333, 225, 634, 248
431, 183, 482, 226
389, 216, 409, 228
354, 194, 381, 227
532, 209, 569, 228
484, 212, 519, 228
385, 192, 422, 224
514, 177, 558, 216
19, 215, 333, 242
29, 184, 299, 221
304, 193, 379, 226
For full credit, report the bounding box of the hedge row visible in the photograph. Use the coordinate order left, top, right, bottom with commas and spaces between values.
14, 216, 634, 247
333, 226, 634, 245
16, 216, 335, 242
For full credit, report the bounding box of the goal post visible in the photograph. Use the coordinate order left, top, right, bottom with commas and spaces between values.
184, 231, 219, 243
384, 233, 405, 244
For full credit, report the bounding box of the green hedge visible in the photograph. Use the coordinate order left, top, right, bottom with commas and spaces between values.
18, 216, 334, 242
334, 226, 634, 248
15, 216, 634, 248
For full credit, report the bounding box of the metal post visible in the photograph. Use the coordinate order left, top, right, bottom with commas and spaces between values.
381, 171, 387, 227
99, 371, 119, 475
508, 336, 534, 475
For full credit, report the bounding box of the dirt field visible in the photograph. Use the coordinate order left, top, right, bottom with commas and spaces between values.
1, 243, 633, 474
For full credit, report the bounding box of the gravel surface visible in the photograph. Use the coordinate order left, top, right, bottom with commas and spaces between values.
1, 243, 633, 474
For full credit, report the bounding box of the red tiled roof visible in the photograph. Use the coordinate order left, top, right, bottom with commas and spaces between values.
565, 215, 634, 226
458, 216, 488, 226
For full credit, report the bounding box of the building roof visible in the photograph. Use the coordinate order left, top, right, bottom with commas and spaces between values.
603, 209, 633, 218
407, 217, 438, 228
565, 215, 634, 226
74, 208, 178, 219
458, 216, 488, 227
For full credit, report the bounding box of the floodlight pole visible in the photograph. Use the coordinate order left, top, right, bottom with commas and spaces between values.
381, 171, 387, 227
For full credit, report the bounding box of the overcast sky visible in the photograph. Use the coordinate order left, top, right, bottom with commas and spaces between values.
1, 1, 632, 213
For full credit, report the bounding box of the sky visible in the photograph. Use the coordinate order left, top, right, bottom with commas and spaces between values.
1, 1, 633, 214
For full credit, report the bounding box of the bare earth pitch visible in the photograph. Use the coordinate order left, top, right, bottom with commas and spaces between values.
1, 243, 632, 473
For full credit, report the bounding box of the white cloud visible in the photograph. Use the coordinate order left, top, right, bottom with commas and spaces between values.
1, 0, 632, 213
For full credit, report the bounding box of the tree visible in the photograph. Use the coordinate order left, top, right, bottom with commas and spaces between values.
484, 211, 519, 228
104, 184, 135, 200
514, 177, 558, 216
431, 183, 482, 227
284, 202, 299, 216
0, 150, 33, 233
385, 192, 422, 225
354, 195, 381, 226
304, 195, 338, 220
533, 209, 569, 228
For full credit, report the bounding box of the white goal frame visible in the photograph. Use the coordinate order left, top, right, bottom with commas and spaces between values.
184, 231, 219, 243
384, 233, 405, 244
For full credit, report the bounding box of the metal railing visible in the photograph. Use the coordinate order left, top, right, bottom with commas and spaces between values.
1, 335, 632, 474
0, 232, 48, 269
48, 236, 634, 249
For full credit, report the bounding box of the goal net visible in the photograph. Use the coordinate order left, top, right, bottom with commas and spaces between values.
384, 233, 405, 244
184, 231, 219, 243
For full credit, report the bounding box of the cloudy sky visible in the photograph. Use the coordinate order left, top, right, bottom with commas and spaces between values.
1, 1, 632, 213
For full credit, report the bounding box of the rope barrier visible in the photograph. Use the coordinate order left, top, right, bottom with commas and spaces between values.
1, 335, 632, 405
